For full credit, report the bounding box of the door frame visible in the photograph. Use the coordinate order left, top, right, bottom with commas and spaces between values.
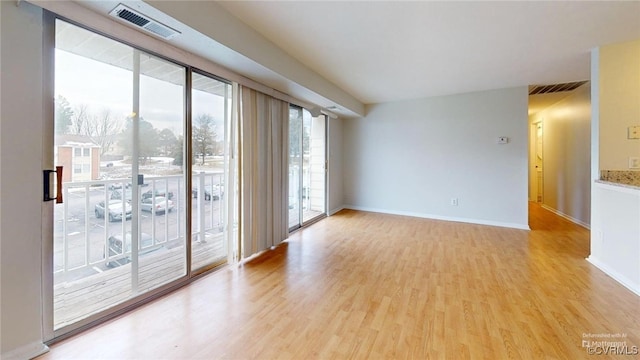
42, 14, 236, 342
529, 120, 544, 203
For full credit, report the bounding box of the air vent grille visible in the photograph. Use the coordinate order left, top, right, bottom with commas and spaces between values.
115, 8, 150, 27
529, 81, 587, 95
109, 4, 180, 40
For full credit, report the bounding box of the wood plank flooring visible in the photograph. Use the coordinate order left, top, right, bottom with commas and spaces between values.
38, 203, 640, 359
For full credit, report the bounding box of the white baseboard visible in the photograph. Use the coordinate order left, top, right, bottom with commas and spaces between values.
541, 204, 590, 229
328, 206, 345, 216
343, 205, 530, 230
1, 341, 48, 360
586, 256, 640, 296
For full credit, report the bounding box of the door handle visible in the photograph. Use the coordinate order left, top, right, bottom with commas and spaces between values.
43, 166, 63, 203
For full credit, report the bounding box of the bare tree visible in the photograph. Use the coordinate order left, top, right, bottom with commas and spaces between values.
89, 110, 122, 155
70, 104, 90, 136
193, 114, 217, 165
69, 106, 122, 155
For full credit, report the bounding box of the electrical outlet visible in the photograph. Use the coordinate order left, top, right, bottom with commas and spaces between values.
629, 157, 640, 169
497, 137, 509, 144
450, 198, 458, 206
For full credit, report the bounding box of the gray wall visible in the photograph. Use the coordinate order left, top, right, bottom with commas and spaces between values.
328, 117, 344, 215
343, 87, 529, 229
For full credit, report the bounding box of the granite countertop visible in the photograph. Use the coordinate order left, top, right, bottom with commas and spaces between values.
599, 170, 640, 189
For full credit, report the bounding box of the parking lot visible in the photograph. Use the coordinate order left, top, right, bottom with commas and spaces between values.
53, 179, 223, 283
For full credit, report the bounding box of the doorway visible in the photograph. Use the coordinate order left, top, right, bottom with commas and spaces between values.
288, 106, 327, 230
531, 121, 544, 203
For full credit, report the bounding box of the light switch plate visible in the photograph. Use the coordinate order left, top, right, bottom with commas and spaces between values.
628, 126, 640, 139
629, 157, 640, 169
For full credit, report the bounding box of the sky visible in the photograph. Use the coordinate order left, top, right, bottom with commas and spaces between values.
55, 48, 227, 140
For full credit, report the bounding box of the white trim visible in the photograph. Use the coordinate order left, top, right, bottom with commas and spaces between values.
586, 256, 640, 296
328, 206, 345, 216
540, 204, 590, 229
1, 342, 49, 360
343, 205, 530, 230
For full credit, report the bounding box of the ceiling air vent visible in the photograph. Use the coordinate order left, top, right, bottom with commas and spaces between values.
529, 81, 587, 95
109, 4, 180, 40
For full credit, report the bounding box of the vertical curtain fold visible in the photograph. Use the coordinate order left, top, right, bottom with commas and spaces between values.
238, 85, 289, 259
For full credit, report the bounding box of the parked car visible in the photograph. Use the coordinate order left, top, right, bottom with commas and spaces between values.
106, 232, 162, 268
142, 186, 173, 200
213, 184, 224, 200
95, 200, 132, 222
141, 196, 174, 214
192, 187, 212, 201
110, 188, 133, 202
108, 182, 131, 190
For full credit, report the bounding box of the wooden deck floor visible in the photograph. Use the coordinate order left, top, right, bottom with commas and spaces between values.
42, 204, 640, 359
54, 235, 225, 328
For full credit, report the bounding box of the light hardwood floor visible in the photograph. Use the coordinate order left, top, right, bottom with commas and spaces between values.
38, 203, 640, 359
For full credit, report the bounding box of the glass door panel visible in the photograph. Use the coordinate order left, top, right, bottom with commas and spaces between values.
288, 107, 326, 231
53, 20, 186, 330
303, 111, 326, 222
288, 107, 303, 229
137, 53, 187, 290
190, 72, 231, 271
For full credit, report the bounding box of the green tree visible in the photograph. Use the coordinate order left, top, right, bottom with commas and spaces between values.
158, 128, 178, 156
119, 116, 159, 164
193, 114, 217, 165
171, 135, 185, 166
288, 108, 309, 157
55, 95, 74, 134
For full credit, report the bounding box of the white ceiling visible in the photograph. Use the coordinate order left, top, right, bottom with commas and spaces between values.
217, 1, 640, 104
69, 0, 640, 117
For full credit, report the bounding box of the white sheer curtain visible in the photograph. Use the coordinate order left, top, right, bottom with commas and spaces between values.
238, 85, 289, 259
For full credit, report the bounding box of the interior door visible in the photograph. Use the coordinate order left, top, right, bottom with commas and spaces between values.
535, 122, 543, 202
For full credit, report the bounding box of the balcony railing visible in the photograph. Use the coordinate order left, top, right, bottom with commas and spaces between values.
53, 172, 228, 329
54, 172, 224, 280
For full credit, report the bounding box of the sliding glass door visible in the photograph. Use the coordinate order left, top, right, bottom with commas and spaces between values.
53, 19, 189, 331
288, 106, 327, 230
191, 72, 232, 272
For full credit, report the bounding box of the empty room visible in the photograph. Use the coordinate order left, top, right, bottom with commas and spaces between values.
1, 1, 639, 359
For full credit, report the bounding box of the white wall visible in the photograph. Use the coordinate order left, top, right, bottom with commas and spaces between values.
588, 40, 640, 295
530, 84, 591, 227
0, 1, 48, 358
589, 183, 640, 295
599, 39, 640, 170
328, 117, 344, 215
343, 87, 529, 229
